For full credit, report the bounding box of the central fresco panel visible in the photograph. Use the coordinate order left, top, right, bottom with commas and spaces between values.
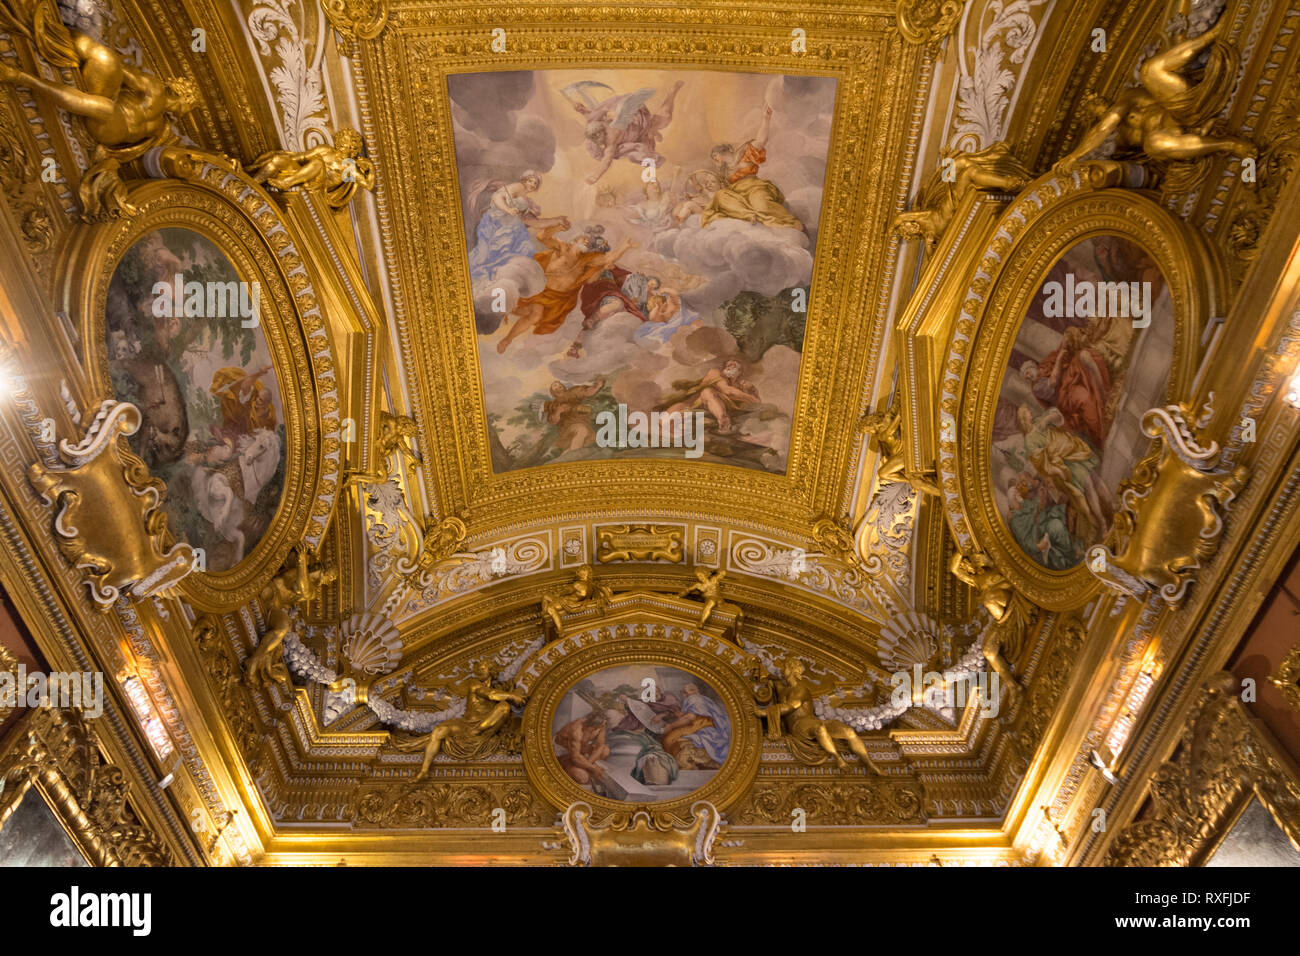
448, 68, 836, 474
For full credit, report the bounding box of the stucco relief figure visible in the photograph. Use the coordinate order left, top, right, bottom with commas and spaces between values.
892, 142, 1032, 248
949, 552, 1027, 693
246, 548, 337, 687
858, 397, 942, 497
408, 661, 527, 781
0, 3, 197, 217
247, 128, 375, 209
757, 658, 882, 771
1054, 13, 1253, 175
676, 568, 726, 626
541, 565, 614, 633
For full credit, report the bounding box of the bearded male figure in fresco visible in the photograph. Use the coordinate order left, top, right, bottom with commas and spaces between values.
555, 710, 611, 787
496, 220, 637, 352
659, 360, 760, 434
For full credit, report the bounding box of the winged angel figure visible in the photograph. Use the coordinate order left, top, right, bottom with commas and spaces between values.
562, 79, 684, 185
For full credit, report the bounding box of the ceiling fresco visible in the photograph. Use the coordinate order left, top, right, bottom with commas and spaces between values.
451, 68, 834, 474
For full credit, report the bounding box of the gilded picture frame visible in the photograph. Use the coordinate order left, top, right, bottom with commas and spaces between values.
520, 625, 760, 823
356, 7, 928, 535
938, 170, 1222, 610
59, 163, 344, 609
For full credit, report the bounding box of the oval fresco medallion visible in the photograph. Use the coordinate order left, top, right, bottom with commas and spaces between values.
105, 227, 286, 573
551, 663, 732, 802
991, 234, 1173, 572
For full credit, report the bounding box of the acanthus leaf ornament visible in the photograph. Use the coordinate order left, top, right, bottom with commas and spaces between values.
1087, 401, 1248, 608
27, 400, 194, 610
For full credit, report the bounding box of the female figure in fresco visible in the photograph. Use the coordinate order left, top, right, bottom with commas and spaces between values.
467, 171, 547, 281
700, 104, 803, 230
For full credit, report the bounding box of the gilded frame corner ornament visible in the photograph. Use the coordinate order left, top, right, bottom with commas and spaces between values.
937, 167, 1221, 611
57, 156, 344, 609
0, 708, 173, 866
1104, 672, 1300, 867
520, 619, 761, 825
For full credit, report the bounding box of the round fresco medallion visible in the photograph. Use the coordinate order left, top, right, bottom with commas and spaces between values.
551, 664, 732, 803
991, 234, 1173, 572
105, 227, 286, 573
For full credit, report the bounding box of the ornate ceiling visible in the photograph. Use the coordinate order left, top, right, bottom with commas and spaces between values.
0, 0, 1298, 867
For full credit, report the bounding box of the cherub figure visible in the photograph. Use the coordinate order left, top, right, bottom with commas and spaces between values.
246, 548, 338, 687
247, 128, 375, 208
755, 658, 881, 771
949, 551, 1027, 693
1054, 10, 1253, 173
677, 568, 726, 626
0, 8, 198, 217
858, 397, 942, 497
892, 142, 1032, 248
541, 565, 613, 633
408, 661, 527, 780
374, 411, 420, 479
